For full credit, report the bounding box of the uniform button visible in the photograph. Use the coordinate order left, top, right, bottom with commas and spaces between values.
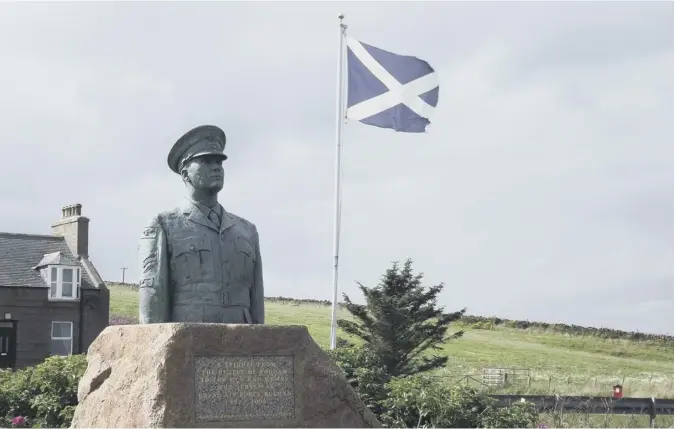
189, 245, 196, 252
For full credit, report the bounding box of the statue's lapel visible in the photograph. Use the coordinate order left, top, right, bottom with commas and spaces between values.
219, 204, 236, 233
181, 200, 219, 233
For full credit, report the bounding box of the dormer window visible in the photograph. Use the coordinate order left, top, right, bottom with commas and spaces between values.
48, 266, 81, 301
34, 251, 82, 301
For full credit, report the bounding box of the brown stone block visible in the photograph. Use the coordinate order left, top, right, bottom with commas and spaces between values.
71, 323, 381, 428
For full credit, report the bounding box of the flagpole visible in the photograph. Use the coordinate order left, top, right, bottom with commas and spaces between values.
330, 13, 347, 350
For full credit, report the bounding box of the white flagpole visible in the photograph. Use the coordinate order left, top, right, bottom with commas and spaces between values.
330, 13, 347, 350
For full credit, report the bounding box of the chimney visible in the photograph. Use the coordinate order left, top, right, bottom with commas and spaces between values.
51, 203, 90, 258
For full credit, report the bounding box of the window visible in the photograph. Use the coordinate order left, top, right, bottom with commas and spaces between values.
48, 266, 81, 300
50, 321, 73, 356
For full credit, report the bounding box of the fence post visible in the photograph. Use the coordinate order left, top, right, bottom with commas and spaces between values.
555, 395, 563, 424
649, 397, 656, 428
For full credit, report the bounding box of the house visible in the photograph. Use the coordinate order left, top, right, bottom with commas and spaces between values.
0, 204, 109, 369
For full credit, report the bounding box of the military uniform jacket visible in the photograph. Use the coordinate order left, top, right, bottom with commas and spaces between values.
138, 199, 264, 324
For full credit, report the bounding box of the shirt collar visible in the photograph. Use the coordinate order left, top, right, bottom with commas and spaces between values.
186, 198, 222, 219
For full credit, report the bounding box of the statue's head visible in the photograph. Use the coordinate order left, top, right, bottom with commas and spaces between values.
167, 125, 228, 193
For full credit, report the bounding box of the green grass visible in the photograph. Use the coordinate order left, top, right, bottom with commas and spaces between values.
109, 284, 139, 320
109, 285, 674, 404
537, 413, 673, 429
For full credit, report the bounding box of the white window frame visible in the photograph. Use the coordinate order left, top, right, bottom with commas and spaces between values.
48, 265, 81, 301
50, 321, 73, 356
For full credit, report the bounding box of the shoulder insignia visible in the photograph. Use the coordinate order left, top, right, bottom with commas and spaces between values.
141, 227, 157, 239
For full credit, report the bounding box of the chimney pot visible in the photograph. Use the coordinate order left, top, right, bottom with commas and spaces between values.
61, 204, 83, 219
52, 203, 89, 258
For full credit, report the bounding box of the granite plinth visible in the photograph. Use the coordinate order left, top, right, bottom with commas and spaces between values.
70, 323, 381, 428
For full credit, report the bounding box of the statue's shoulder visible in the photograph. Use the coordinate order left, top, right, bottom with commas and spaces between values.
226, 210, 258, 237
142, 207, 184, 232
158, 206, 184, 222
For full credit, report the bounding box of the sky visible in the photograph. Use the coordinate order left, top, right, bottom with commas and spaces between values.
0, 1, 672, 335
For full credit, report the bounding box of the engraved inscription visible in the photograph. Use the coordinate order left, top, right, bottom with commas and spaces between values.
195, 356, 295, 422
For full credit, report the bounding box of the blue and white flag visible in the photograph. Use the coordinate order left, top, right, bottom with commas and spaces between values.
346, 38, 439, 133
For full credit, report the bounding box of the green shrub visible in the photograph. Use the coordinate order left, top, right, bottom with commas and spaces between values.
0, 355, 87, 428
328, 344, 388, 416
471, 322, 493, 330
329, 346, 537, 428
337, 259, 464, 379
381, 376, 537, 428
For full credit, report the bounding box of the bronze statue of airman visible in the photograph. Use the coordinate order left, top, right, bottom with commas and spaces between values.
138, 125, 264, 324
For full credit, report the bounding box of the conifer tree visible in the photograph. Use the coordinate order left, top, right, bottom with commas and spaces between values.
337, 259, 464, 378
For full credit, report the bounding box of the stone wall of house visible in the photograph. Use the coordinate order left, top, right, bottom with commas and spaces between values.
0, 285, 108, 369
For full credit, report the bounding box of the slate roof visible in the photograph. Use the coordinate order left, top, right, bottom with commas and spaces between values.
0, 232, 102, 289
34, 251, 80, 268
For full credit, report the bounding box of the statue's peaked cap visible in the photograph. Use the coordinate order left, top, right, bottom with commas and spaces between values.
167, 125, 227, 174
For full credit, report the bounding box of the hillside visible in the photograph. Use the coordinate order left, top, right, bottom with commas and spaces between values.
107, 283, 674, 400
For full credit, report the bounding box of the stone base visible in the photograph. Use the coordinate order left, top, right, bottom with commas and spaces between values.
71, 323, 381, 428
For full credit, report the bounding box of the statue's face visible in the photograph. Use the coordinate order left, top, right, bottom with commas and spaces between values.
181, 155, 224, 192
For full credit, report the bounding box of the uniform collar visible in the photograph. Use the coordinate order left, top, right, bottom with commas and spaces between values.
181, 198, 232, 232
187, 198, 222, 220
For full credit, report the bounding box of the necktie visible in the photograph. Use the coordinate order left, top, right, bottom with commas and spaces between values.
208, 210, 220, 228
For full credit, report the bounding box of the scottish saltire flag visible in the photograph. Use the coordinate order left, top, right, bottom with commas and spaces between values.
346, 37, 439, 133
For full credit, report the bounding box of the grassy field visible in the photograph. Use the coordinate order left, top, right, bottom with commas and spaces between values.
108, 284, 674, 427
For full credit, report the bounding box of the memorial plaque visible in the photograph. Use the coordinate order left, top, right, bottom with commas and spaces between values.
194, 355, 295, 422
